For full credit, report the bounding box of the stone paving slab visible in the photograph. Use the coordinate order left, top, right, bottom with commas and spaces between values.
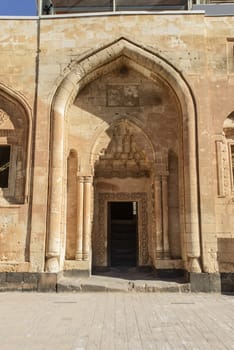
0, 293, 234, 350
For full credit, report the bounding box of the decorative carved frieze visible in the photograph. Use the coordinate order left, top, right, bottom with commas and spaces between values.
95, 119, 151, 178
0, 129, 22, 137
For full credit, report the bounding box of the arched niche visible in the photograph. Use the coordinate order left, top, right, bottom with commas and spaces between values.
0, 84, 31, 204
46, 37, 201, 273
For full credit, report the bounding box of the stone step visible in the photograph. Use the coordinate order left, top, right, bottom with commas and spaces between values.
57, 276, 190, 293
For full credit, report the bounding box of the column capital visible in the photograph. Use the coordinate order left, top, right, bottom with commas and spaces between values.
154, 175, 162, 182
161, 174, 169, 181
77, 175, 85, 183
83, 176, 93, 184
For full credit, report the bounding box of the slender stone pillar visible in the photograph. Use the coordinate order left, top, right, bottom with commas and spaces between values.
187, 0, 193, 10
75, 176, 84, 260
82, 176, 92, 261
162, 175, 170, 259
154, 176, 163, 259
45, 110, 64, 272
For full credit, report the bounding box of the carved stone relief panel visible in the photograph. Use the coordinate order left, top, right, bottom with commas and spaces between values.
107, 85, 139, 107
94, 119, 154, 178
0, 109, 10, 126
216, 140, 227, 197
93, 192, 148, 267
219, 112, 234, 197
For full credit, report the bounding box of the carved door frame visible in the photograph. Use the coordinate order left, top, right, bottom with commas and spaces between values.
93, 192, 149, 267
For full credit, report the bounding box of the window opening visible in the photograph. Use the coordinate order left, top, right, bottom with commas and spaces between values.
0, 145, 10, 188
108, 201, 138, 267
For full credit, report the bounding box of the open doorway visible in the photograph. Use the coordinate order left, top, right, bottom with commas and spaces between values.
108, 201, 138, 267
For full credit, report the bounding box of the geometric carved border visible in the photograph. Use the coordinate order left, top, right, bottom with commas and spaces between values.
94, 192, 148, 266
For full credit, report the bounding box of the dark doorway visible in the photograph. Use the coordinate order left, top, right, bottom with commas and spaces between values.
108, 201, 137, 267
0, 145, 10, 188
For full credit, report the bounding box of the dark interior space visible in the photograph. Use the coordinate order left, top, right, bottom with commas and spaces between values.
0, 145, 10, 188
109, 201, 137, 267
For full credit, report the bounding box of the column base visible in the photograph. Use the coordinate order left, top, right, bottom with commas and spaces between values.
155, 251, 164, 259
75, 252, 83, 261
45, 257, 60, 273
64, 259, 90, 273
188, 257, 201, 273
163, 252, 171, 259
83, 253, 89, 261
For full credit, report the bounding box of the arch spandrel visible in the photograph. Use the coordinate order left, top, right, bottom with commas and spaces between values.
47, 37, 201, 274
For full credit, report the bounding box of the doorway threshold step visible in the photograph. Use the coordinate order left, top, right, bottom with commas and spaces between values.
57, 275, 190, 293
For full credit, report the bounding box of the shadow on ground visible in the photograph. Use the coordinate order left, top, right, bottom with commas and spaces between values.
92, 266, 187, 284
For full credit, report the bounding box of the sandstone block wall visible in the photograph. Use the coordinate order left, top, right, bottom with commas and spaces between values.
0, 13, 233, 274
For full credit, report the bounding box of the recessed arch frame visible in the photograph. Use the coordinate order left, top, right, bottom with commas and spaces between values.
46, 37, 202, 273
0, 82, 32, 202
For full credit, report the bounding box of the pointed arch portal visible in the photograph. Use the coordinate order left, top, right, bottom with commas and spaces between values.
46, 38, 201, 274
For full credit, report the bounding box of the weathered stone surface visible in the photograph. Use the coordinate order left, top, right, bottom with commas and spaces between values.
38, 273, 57, 292
190, 273, 221, 293
0, 273, 6, 283
6, 273, 24, 283
220, 273, 234, 293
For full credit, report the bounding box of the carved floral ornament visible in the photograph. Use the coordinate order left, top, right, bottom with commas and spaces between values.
0, 109, 10, 126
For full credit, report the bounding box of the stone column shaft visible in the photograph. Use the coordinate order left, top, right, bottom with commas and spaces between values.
83, 176, 92, 261
162, 175, 170, 259
154, 176, 163, 258
75, 176, 84, 260
46, 111, 64, 272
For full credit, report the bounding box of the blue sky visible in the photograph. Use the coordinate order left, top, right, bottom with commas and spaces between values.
0, 0, 37, 16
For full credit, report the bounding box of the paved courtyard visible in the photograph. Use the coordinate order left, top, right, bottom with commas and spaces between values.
0, 292, 234, 350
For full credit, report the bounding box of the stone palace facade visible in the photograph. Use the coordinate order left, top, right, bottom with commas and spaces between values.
0, 1, 234, 291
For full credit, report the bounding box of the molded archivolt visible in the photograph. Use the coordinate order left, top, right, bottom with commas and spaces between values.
47, 37, 201, 273
0, 83, 31, 204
